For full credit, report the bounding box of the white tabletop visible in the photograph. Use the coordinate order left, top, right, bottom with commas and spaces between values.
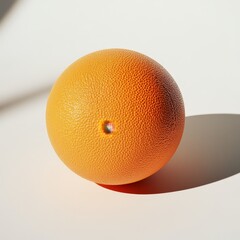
0, 1, 239, 239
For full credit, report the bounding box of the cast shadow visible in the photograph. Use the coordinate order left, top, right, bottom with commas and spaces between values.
99, 114, 240, 194
0, 0, 18, 22
0, 84, 52, 113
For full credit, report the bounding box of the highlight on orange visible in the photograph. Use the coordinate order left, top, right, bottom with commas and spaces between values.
46, 49, 185, 185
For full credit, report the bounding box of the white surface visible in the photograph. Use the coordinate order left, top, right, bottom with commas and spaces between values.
0, 0, 240, 239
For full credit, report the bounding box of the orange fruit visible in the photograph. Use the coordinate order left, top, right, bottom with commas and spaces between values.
46, 49, 185, 185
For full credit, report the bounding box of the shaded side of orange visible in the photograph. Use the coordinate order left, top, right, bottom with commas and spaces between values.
46, 49, 185, 185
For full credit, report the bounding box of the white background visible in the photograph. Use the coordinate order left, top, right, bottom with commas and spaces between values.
0, 0, 240, 239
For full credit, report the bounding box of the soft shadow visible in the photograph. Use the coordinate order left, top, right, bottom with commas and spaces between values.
0, 85, 52, 113
99, 114, 240, 194
0, 0, 17, 22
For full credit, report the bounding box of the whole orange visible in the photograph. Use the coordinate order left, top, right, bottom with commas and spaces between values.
46, 49, 185, 185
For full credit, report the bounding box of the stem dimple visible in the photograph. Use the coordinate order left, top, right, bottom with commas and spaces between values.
102, 120, 114, 134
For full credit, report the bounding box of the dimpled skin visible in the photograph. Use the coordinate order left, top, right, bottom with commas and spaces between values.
46, 49, 185, 185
